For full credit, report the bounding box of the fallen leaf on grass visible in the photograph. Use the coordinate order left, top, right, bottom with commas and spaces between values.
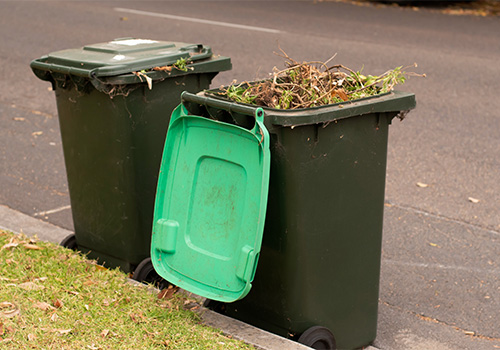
158, 285, 179, 300
56, 329, 72, 335
0, 302, 20, 318
94, 265, 108, 272
19, 282, 45, 291
468, 197, 480, 203
23, 243, 43, 250
53, 299, 64, 308
1, 242, 19, 250
50, 312, 58, 322
129, 312, 147, 324
100, 329, 110, 338
33, 301, 55, 311
27, 333, 37, 341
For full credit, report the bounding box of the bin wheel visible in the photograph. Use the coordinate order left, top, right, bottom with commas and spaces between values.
298, 326, 337, 350
132, 257, 171, 290
60, 234, 77, 250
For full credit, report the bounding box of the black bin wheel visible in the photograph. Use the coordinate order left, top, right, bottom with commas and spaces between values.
132, 257, 171, 290
298, 326, 337, 350
60, 233, 77, 250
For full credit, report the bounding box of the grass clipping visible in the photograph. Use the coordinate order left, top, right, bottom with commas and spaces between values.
219, 50, 424, 110
0, 230, 252, 350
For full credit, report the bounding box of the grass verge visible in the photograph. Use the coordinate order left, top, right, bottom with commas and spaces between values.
0, 230, 253, 350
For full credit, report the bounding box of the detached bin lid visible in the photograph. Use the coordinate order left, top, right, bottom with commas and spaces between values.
30, 38, 230, 80
151, 103, 270, 302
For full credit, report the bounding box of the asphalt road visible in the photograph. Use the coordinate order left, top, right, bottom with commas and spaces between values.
0, 1, 499, 349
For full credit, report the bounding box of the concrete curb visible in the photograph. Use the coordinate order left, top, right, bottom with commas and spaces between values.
0, 204, 70, 244
0, 204, 378, 350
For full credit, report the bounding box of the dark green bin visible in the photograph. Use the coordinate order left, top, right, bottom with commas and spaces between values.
179, 89, 415, 350
30, 38, 231, 274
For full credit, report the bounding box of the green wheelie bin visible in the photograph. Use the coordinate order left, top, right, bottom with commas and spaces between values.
151, 88, 415, 350
30, 38, 231, 281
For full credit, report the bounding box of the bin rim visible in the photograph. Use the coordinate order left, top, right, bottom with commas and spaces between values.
182, 87, 416, 127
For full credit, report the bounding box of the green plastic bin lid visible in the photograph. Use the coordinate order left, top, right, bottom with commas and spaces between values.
151, 101, 270, 302
30, 38, 222, 78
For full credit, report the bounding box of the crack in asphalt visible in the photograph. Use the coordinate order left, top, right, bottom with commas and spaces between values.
385, 200, 500, 237
380, 300, 500, 342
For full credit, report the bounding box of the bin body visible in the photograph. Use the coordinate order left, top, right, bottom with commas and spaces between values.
180, 90, 415, 349
31, 39, 231, 272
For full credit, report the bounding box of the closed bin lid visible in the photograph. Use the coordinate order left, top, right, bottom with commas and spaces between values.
30, 38, 230, 79
151, 102, 270, 302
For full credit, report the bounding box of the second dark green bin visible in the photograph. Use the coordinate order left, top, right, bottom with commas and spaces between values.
30, 38, 231, 275
179, 89, 415, 350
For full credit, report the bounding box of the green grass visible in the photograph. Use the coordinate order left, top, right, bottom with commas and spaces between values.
0, 230, 253, 350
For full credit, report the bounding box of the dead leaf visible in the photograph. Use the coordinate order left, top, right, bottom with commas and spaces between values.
94, 265, 107, 272
416, 182, 429, 188
129, 312, 147, 324
50, 312, 58, 322
158, 285, 179, 300
468, 197, 480, 203
153, 65, 173, 72
56, 329, 72, 335
27, 333, 37, 341
101, 329, 110, 338
1, 242, 18, 250
0, 302, 20, 319
464, 330, 475, 336
332, 88, 349, 101
13, 117, 25, 121
0, 321, 4, 336
33, 301, 55, 311
429, 242, 439, 248
23, 243, 43, 250
19, 282, 45, 291
32, 131, 43, 137
53, 299, 64, 309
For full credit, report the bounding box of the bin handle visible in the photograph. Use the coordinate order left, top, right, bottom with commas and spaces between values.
182, 44, 212, 61
31, 58, 93, 78
181, 91, 268, 143
181, 91, 260, 117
